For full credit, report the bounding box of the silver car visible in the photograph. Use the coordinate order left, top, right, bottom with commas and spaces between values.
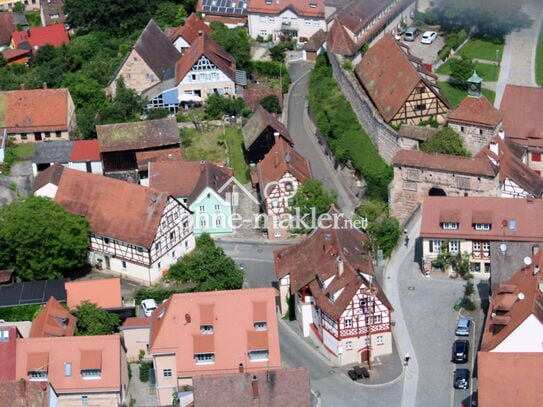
455, 317, 471, 336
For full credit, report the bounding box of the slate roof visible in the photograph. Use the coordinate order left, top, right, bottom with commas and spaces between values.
248, 0, 325, 18
175, 32, 236, 84
167, 13, 212, 45
243, 88, 283, 112
29, 296, 76, 338
274, 223, 393, 320
256, 138, 312, 189
355, 34, 450, 122
134, 20, 181, 81
242, 106, 293, 150
11, 24, 69, 49
448, 95, 503, 128
392, 149, 497, 177
97, 117, 180, 153
0, 12, 15, 45
0, 88, 72, 133
500, 84, 543, 144
32, 141, 74, 164
192, 367, 311, 407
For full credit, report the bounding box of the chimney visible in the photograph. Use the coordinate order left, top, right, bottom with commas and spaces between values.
43, 82, 48, 89
198, 29, 203, 36
200, 160, 206, 172
239, 363, 244, 373
498, 128, 505, 140
20, 83, 25, 90
337, 257, 344, 276
251, 375, 259, 399
19, 378, 26, 398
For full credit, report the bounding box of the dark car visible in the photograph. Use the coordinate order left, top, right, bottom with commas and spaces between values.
452, 339, 469, 363
454, 368, 470, 389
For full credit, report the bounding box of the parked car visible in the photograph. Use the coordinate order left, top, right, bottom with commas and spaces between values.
404, 27, 419, 42
453, 368, 470, 389
452, 339, 469, 363
455, 317, 471, 336
421, 31, 437, 44
141, 299, 157, 317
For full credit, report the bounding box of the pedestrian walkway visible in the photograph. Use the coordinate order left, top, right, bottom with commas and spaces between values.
127, 362, 156, 407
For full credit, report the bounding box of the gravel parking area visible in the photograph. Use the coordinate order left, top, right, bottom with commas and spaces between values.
403, 32, 446, 68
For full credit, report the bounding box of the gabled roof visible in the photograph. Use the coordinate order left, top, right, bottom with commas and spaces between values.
1, 48, 31, 64
274, 222, 393, 320
303, 28, 327, 52
41, 0, 67, 26
477, 352, 543, 407
247, 0, 325, 18
167, 13, 212, 45
242, 106, 293, 150
16, 335, 123, 394
97, 117, 180, 153
175, 32, 236, 83
257, 138, 312, 188
0, 88, 72, 133
392, 149, 497, 177
336, 0, 388, 35
0, 12, 16, 45
70, 139, 101, 161
29, 297, 76, 338
197, 0, 249, 18
192, 367, 311, 407
243, 88, 283, 112
500, 84, 543, 144
420, 196, 543, 242
135, 147, 182, 170
134, 20, 180, 81
326, 18, 357, 56
448, 95, 502, 128
477, 136, 543, 197
355, 34, 449, 122
11, 24, 69, 49
65, 278, 123, 309
0, 380, 49, 406
187, 161, 234, 203
32, 140, 74, 164
149, 288, 281, 376
40, 166, 178, 248
32, 162, 65, 192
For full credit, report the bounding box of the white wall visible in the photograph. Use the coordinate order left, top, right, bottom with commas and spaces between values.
492, 315, 543, 352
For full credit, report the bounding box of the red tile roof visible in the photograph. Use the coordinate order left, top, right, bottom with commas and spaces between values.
120, 317, 151, 329
274, 223, 393, 320
70, 139, 100, 161
248, 0, 325, 18
192, 367, 311, 407
149, 288, 281, 377
16, 335, 123, 394
135, 147, 183, 170
0, 380, 49, 406
303, 28, 327, 52
1, 48, 30, 65
167, 13, 212, 45
201, 14, 247, 26
392, 149, 497, 177
256, 138, 312, 188
243, 88, 283, 112
355, 34, 449, 122
32, 162, 65, 192
29, 297, 76, 338
0, 12, 16, 45
50, 166, 174, 248
420, 196, 543, 242
326, 18, 357, 56
65, 278, 123, 309
500, 84, 543, 143
477, 352, 543, 407
175, 32, 236, 83
448, 95, 502, 128
0, 326, 20, 380
11, 24, 69, 49
0, 88, 72, 133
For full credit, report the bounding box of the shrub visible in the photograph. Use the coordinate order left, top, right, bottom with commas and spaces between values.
0, 304, 41, 321
139, 361, 153, 382
342, 59, 353, 70
439, 46, 451, 61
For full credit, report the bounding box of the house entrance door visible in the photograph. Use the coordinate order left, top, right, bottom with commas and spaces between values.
105, 256, 111, 270
360, 349, 369, 363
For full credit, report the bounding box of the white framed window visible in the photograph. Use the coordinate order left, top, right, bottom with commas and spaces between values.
201, 325, 214, 334
449, 240, 459, 253
0, 330, 9, 341
473, 241, 481, 250
268, 17, 275, 23
121, 261, 127, 269
254, 321, 267, 331
474, 223, 491, 231
103, 237, 110, 245
304, 19, 311, 26
163, 369, 172, 378
374, 315, 382, 323
81, 369, 101, 379
82, 395, 88, 406
200, 219, 206, 227
442, 222, 459, 230
259, 30, 268, 37
215, 218, 221, 227
345, 340, 353, 350
195, 353, 215, 364
376, 335, 384, 345
429, 240, 442, 253
482, 242, 490, 251
248, 350, 269, 361
259, 16, 266, 23
364, 337, 370, 346
344, 319, 352, 328
313, 19, 320, 26
28, 371, 47, 381
214, 204, 220, 211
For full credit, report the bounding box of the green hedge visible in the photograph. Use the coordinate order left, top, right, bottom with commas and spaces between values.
308, 53, 392, 202
250, 61, 291, 93
0, 304, 41, 321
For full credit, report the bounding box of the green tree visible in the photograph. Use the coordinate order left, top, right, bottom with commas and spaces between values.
146, 108, 171, 120
210, 22, 251, 71
0, 53, 6, 68
448, 56, 476, 88
259, 94, 281, 113
420, 127, 471, 157
167, 233, 243, 291
12, 2, 25, 12
356, 200, 401, 259
269, 45, 286, 62
154, 2, 186, 28
74, 301, 120, 335
0, 196, 90, 281
100, 78, 143, 123
290, 179, 336, 234
204, 93, 245, 119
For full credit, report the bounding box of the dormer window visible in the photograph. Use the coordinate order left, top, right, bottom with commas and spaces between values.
474, 223, 491, 231
28, 371, 48, 381
254, 321, 267, 331
327, 293, 336, 303
81, 369, 101, 379
0, 329, 9, 341
248, 349, 269, 361
309, 2, 317, 7
200, 324, 214, 334
441, 222, 458, 230
265, 0, 271, 4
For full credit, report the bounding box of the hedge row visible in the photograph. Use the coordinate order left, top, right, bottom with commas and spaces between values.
308, 53, 392, 202
438, 30, 468, 61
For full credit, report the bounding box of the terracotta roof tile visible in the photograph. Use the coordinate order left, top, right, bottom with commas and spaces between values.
29, 297, 76, 338
1, 48, 30, 64
70, 139, 100, 161
248, 0, 325, 18
0, 88, 72, 133
97, 117, 180, 153
0, 326, 19, 380
167, 13, 212, 45
65, 278, 122, 309
0, 380, 48, 406
192, 367, 311, 407
135, 147, 182, 170
32, 163, 65, 192
393, 149, 496, 176
242, 106, 293, 149
397, 125, 438, 141
326, 19, 357, 56
243, 88, 283, 112
120, 317, 151, 329
11, 24, 69, 49
303, 28, 326, 52
448, 95, 502, 127
0, 12, 16, 45
336, 0, 390, 36
175, 32, 236, 83
500, 84, 543, 142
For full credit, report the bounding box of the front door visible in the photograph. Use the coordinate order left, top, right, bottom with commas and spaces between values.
105, 256, 111, 270
360, 349, 369, 363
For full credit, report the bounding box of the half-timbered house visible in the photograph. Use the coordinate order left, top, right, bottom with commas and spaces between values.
355, 34, 450, 126
256, 138, 312, 239
274, 224, 394, 366
33, 165, 195, 285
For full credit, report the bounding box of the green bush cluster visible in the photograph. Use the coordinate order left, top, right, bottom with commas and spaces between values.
139, 361, 153, 382
0, 304, 41, 321
133, 287, 190, 305
439, 30, 468, 61
308, 53, 392, 202
250, 61, 291, 93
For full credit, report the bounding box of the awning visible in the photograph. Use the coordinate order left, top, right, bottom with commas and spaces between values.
193, 334, 214, 354
247, 331, 268, 351
252, 302, 267, 322
179, 94, 203, 103
27, 353, 49, 371
80, 350, 102, 370
472, 210, 492, 224
439, 209, 460, 223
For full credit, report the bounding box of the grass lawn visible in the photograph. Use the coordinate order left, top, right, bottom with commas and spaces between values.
224, 125, 249, 183
25, 11, 41, 27
438, 81, 496, 107
457, 39, 504, 63
474, 62, 499, 82
436, 58, 454, 75
10, 143, 35, 161
537, 19, 543, 86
